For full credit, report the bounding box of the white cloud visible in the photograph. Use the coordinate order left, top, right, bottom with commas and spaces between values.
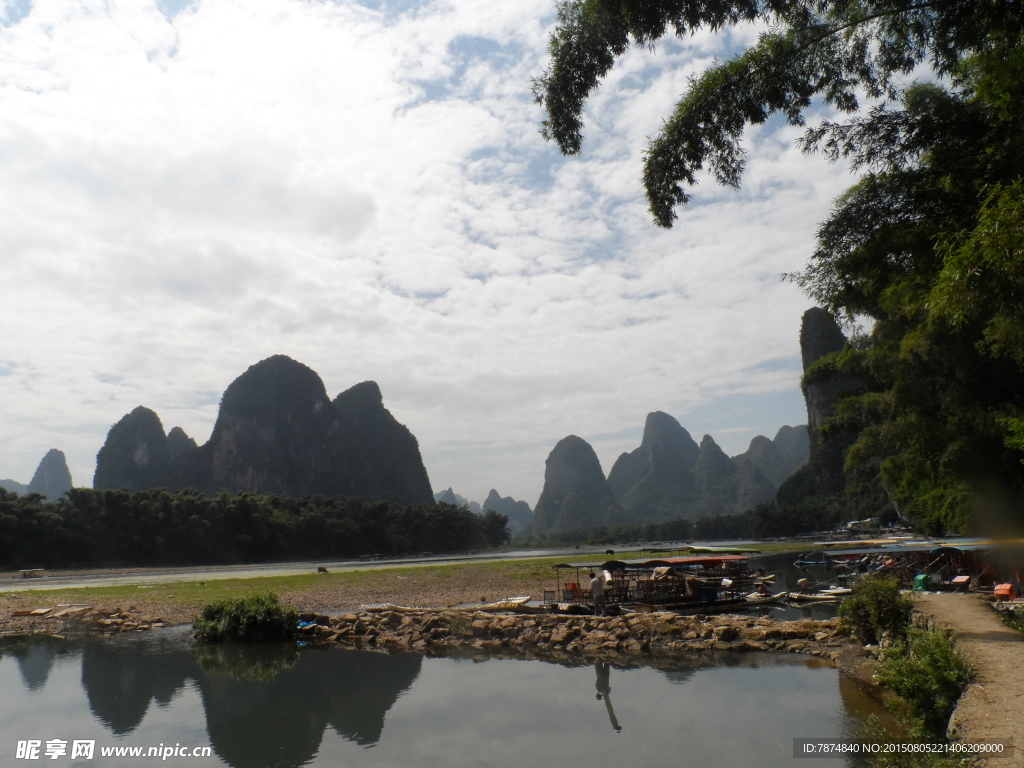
0, 0, 855, 505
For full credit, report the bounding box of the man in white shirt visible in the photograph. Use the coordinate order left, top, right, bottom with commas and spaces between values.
589, 572, 606, 616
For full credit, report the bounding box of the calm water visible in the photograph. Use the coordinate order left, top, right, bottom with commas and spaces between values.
0, 629, 889, 768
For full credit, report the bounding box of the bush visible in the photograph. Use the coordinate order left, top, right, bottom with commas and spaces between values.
877, 629, 974, 741
192, 592, 298, 643
838, 575, 913, 644
1000, 607, 1024, 635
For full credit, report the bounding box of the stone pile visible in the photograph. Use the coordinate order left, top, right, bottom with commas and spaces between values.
10, 605, 167, 633
296, 609, 847, 660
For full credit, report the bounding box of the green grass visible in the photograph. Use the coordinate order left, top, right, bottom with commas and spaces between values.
0, 542, 813, 610
0, 556, 574, 609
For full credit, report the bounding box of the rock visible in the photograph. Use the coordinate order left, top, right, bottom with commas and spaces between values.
28, 449, 73, 501
166, 427, 198, 461
533, 436, 621, 532
778, 308, 859, 505
471, 620, 490, 637
607, 412, 701, 522
714, 625, 740, 642
605, 410, 809, 523
549, 625, 578, 645
94, 406, 172, 491
93, 356, 433, 504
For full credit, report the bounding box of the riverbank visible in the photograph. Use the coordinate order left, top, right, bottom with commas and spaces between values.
913, 593, 1024, 766
0, 558, 564, 635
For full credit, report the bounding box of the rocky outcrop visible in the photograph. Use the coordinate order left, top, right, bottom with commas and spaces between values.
27, 449, 73, 501
94, 407, 173, 492
533, 436, 620, 532
604, 412, 805, 523
325, 379, 434, 506
166, 427, 198, 461
93, 356, 434, 506
778, 309, 858, 504
607, 412, 700, 522
693, 435, 776, 516
204, 356, 334, 497
800, 307, 853, 442
292, 609, 849, 662
482, 490, 533, 536
732, 426, 809, 488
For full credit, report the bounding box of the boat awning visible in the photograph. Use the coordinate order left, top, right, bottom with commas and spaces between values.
642, 555, 749, 567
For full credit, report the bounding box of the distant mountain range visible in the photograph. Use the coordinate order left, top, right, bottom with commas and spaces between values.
0, 449, 73, 501
532, 417, 809, 533
92, 355, 434, 506
433, 488, 482, 513
530, 306, 858, 534
6, 308, 851, 537
433, 487, 535, 536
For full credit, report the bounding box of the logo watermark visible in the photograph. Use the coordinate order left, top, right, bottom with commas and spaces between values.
16, 740, 212, 761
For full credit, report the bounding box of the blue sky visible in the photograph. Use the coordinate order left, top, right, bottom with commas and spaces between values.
0, 0, 857, 505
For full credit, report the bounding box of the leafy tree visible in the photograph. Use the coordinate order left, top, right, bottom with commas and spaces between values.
482, 510, 512, 547
534, 0, 1023, 227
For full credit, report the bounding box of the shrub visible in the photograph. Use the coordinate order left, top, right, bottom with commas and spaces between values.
838, 575, 913, 644
1001, 607, 1024, 635
193, 592, 298, 643
877, 629, 974, 741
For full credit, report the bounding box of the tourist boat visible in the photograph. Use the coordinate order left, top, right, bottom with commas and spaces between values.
545, 554, 757, 613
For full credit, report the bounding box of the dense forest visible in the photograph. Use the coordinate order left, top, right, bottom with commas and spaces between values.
0, 488, 510, 570
514, 499, 870, 547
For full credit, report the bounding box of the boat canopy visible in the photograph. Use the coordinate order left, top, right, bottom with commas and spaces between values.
551, 554, 749, 572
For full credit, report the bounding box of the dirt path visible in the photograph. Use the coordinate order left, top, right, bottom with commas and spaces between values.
913, 593, 1023, 766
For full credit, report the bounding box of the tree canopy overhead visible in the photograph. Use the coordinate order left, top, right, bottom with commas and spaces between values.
533, 0, 1023, 227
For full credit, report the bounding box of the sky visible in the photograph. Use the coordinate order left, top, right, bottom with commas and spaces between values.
0, 0, 859, 507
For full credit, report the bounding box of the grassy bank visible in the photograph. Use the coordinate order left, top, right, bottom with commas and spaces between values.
0, 556, 577, 631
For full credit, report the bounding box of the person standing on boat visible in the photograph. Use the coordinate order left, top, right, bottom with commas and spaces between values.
589, 572, 607, 616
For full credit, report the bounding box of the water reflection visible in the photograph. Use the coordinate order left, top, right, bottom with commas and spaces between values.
4, 636, 72, 691
594, 661, 621, 732
0, 634, 887, 768
192, 643, 299, 683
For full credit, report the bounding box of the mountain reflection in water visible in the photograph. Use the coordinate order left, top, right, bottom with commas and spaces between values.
0, 632, 881, 768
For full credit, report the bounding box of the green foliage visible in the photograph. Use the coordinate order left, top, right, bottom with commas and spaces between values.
481, 510, 511, 547
858, 716, 963, 768
535, 0, 1024, 226
789, 49, 1024, 535
0, 487, 506, 569
515, 516, 694, 547
838, 575, 913, 644
877, 629, 974, 740
192, 593, 298, 643
1000, 607, 1024, 635
516, 500, 860, 546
